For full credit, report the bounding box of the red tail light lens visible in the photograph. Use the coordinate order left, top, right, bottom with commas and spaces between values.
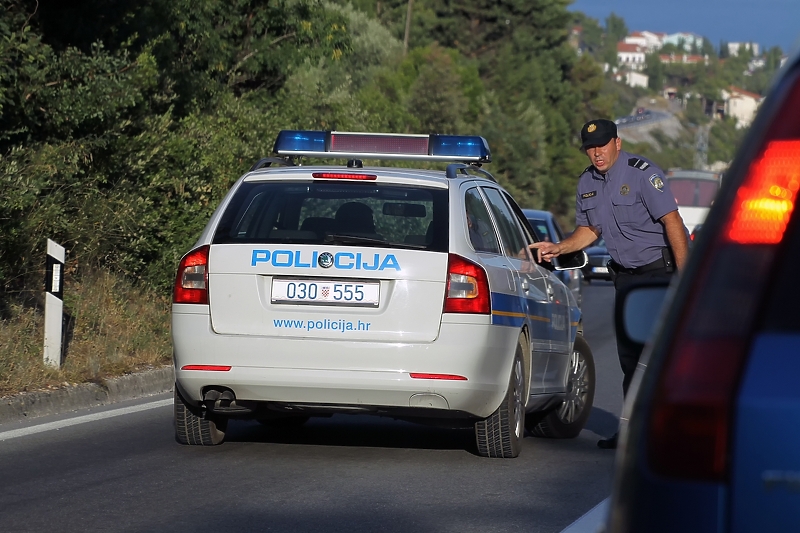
173, 245, 209, 304
443, 254, 490, 314
724, 140, 800, 244
648, 75, 800, 482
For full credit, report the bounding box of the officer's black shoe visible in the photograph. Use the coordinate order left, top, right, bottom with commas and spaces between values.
597, 432, 618, 449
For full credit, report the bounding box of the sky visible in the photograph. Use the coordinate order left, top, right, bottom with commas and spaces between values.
569, 0, 800, 55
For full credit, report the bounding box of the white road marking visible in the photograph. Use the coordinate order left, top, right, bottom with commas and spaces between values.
0, 398, 173, 441
560, 497, 609, 533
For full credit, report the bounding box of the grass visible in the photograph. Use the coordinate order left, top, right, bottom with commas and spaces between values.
0, 270, 172, 398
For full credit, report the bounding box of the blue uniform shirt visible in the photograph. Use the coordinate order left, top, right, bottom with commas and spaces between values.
575, 150, 682, 268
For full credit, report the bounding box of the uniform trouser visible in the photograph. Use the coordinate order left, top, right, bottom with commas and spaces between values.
613, 266, 673, 396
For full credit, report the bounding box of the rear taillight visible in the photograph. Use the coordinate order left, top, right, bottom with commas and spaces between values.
443, 254, 490, 314
173, 245, 209, 304
724, 140, 800, 244
648, 77, 800, 482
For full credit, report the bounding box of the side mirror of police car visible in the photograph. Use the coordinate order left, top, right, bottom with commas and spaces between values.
553, 250, 587, 271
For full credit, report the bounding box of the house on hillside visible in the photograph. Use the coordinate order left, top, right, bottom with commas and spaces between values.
663, 32, 704, 51
624, 31, 666, 53
569, 26, 583, 54
722, 86, 764, 128
615, 71, 649, 89
617, 43, 646, 71
747, 57, 766, 72
659, 53, 709, 65
728, 42, 760, 57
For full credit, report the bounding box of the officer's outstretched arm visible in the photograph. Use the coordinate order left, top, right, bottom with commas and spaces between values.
530, 225, 599, 262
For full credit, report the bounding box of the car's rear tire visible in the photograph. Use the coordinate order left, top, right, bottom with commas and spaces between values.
475, 335, 526, 458
174, 388, 228, 445
528, 335, 595, 439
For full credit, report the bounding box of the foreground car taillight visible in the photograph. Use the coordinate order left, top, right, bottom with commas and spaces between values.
173, 245, 210, 304
443, 253, 490, 314
648, 77, 800, 482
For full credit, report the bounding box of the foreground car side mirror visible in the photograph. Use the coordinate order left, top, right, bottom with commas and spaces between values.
553, 250, 587, 271
614, 281, 670, 347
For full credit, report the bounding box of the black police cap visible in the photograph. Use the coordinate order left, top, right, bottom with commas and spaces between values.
580, 119, 617, 150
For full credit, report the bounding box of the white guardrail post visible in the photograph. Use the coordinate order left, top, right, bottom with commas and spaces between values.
43, 239, 65, 368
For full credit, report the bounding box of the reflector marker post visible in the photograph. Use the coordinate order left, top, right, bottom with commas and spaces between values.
43, 239, 65, 369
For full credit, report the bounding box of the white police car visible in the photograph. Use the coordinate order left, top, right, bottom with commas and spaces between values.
172, 131, 594, 458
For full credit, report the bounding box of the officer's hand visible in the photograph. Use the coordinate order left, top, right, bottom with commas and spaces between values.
529, 241, 561, 263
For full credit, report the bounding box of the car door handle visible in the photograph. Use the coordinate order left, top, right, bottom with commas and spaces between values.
546, 282, 554, 301
521, 280, 529, 292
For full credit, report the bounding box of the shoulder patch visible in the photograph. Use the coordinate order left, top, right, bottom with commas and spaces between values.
649, 174, 665, 192
628, 158, 650, 171
581, 191, 597, 199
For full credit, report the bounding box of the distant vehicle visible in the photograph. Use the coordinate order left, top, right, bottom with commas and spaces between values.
582, 238, 612, 283
665, 169, 721, 233
523, 209, 583, 306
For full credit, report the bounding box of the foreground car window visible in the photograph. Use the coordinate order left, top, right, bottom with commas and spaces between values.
213, 181, 449, 251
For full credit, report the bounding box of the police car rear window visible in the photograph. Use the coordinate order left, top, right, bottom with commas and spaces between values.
212, 181, 449, 252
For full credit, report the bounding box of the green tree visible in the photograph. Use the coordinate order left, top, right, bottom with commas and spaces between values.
570, 13, 603, 58
719, 40, 729, 58
406, 48, 467, 133
701, 37, 716, 58
604, 13, 627, 44
646, 52, 665, 91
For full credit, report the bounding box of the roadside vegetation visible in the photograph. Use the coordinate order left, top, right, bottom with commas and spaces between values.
0, 0, 756, 397
0, 270, 170, 397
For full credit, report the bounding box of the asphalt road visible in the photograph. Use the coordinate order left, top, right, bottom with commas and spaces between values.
0, 282, 621, 533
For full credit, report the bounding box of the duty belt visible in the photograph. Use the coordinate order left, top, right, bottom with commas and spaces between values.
608, 257, 667, 275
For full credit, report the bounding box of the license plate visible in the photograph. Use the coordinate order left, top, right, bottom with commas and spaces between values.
271, 279, 380, 307
592, 266, 609, 274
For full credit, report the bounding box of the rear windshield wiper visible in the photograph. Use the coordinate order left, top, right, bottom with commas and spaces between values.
323, 234, 427, 249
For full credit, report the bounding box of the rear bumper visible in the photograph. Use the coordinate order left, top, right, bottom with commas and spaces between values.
172, 309, 519, 419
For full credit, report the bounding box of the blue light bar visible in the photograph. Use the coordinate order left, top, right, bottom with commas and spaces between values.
272, 130, 491, 163
429, 135, 490, 160
273, 130, 327, 153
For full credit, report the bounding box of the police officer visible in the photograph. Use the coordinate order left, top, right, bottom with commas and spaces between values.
530, 118, 689, 449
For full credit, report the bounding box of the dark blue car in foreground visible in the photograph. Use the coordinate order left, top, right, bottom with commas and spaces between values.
609, 48, 800, 532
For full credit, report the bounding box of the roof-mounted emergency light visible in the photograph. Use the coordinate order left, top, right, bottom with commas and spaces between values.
273, 131, 491, 163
